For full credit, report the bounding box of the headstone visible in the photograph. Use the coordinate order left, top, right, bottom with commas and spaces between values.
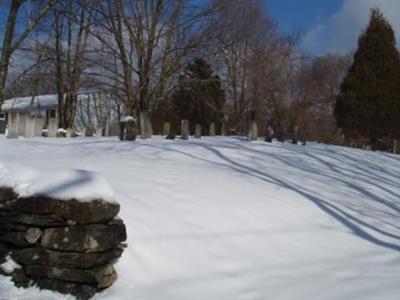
125, 119, 136, 141
66, 129, 74, 138
85, 124, 95, 137
104, 122, 110, 137
181, 119, 189, 140
163, 123, 171, 136
95, 128, 103, 137
292, 125, 299, 145
221, 115, 228, 136
194, 124, 202, 138
139, 111, 152, 139
209, 123, 216, 136
247, 110, 258, 141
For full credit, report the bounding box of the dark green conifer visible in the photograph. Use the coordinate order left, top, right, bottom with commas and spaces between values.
172, 58, 225, 134
335, 8, 400, 148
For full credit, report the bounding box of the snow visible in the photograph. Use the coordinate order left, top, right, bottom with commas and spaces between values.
0, 256, 21, 274
0, 165, 115, 203
1, 94, 90, 113
121, 116, 136, 122
1, 95, 58, 113
0, 136, 399, 300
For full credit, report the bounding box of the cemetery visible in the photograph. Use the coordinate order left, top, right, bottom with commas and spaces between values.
0, 1, 400, 300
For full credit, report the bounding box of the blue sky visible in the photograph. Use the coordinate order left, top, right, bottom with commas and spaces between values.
268, 0, 343, 35
267, 0, 400, 56
3, 0, 400, 57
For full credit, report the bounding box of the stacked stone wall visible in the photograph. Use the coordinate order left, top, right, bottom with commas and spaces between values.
0, 187, 126, 299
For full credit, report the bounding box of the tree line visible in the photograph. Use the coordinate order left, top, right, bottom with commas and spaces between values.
1, 1, 397, 152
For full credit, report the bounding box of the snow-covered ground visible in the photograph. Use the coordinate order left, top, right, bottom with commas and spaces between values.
0, 136, 399, 300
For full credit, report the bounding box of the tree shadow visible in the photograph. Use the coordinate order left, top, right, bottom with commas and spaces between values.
145, 140, 400, 252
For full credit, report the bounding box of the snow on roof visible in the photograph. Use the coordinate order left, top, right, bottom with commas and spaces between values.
0, 164, 116, 203
1, 93, 91, 113
1, 95, 58, 113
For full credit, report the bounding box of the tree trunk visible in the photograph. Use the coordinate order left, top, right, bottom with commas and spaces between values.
0, 0, 23, 104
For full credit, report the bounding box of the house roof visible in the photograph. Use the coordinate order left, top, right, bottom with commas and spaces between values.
1, 93, 92, 113
1, 95, 58, 113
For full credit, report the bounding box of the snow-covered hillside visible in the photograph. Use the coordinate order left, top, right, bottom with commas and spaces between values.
1, 136, 399, 300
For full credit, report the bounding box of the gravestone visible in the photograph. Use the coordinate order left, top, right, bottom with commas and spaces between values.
221, 115, 228, 136
96, 128, 103, 137
125, 119, 136, 141
181, 119, 189, 140
66, 129, 74, 138
209, 123, 216, 136
85, 124, 95, 137
119, 117, 137, 141
163, 123, 171, 136
194, 124, 202, 138
247, 110, 258, 141
139, 111, 152, 139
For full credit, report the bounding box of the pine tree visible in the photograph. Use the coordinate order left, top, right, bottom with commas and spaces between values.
335, 8, 400, 149
172, 58, 225, 134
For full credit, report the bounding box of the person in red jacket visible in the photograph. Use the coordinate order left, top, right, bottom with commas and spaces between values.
265, 123, 275, 142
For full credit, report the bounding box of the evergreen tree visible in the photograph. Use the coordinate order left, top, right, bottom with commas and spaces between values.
335, 8, 400, 148
172, 58, 225, 134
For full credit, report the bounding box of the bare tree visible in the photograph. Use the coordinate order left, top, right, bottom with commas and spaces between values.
49, 0, 92, 129
88, 0, 215, 138
208, 0, 297, 135
0, 0, 56, 104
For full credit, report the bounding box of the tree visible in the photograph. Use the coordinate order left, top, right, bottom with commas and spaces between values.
172, 58, 225, 134
52, 0, 92, 129
0, 0, 56, 105
208, 0, 277, 133
335, 8, 400, 149
290, 54, 351, 143
89, 0, 216, 138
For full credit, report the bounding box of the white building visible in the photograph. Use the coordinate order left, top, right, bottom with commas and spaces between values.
0, 92, 113, 138
1, 95, 59, 138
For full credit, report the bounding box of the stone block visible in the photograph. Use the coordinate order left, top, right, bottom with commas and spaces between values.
41, 219, 126, 253
14, 197, 120, 224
